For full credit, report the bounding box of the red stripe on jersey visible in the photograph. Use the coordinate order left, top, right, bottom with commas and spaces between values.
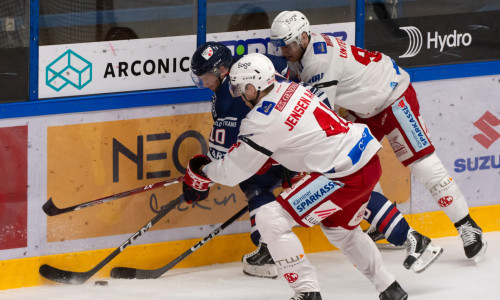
276, 82, 299, 112
379, 206, 398, 232
321, 34, 333, 47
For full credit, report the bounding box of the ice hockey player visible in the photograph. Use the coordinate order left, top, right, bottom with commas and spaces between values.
270, 10, 486, 263
183, 52, 408, 300
190, 41, 441, 276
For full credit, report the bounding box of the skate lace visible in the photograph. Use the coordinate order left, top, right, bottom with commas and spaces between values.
458, 222, 481, 247
243, 243, 262, 260
366, 226, 376, 234
404, 233, 417, 256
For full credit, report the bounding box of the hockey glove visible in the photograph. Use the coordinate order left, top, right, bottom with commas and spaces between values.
183, 154, 212, 204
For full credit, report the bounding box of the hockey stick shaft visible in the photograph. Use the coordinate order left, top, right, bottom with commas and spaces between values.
110, 205, 249, 279
39, 194, 185, 284
43, 176, 184, 216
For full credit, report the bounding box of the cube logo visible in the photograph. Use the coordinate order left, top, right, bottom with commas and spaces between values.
46, 50, 92, 91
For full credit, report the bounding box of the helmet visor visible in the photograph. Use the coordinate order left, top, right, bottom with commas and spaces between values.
228, 82, 243, 98
190, 71, 205, 89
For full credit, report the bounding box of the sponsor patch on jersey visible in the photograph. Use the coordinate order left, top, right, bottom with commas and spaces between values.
390, 82, 398, 89
347, 127, 374, 165
201, 46, 213, 60
302, 201, 342, 227
287, 175, 341, 216
276, 82, 299, 112
386, 128, 414, 162
391, 97, 431, 152
257, 101, 275, 115
313, 42, 327, 54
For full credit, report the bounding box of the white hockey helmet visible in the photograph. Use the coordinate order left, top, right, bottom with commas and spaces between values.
270, 11, 310, 47
229, 53, 276, 97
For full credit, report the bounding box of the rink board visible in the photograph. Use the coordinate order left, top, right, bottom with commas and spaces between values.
1, 204, 499, 290
0, 75, 498, 290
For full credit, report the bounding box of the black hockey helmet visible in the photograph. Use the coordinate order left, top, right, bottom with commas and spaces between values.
190, 42, 233, 77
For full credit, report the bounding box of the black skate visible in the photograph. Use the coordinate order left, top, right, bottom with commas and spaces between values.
365, 226, 403, 249
242, 242, 278, 279
455, 214, 487, 263
403, 229, 443, 273
290, 292, 322, 300
379, 281, 408, 300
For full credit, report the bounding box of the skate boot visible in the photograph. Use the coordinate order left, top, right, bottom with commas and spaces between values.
366, 226, 385, 242
365, 226, 404, 249
455, 214, 487, 263
403, 229, 443, 273
242, 242, 278, 279
379, 281, 408, 300
290, 292, 322, 300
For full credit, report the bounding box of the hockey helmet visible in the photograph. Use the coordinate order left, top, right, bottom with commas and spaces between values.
190, 42, 233, 88
270, 11, 310, 48
229, 53, 276, 97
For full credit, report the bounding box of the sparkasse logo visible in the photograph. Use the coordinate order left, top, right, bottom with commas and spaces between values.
46, 50, 92, 92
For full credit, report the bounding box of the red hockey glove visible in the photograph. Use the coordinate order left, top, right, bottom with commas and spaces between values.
183, 154, 212, 204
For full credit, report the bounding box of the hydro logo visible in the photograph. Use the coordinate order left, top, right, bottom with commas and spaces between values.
399, 26, 472, 58
454, 111, 500, 173
46, 50, 92, 91
220, 31, 348, 57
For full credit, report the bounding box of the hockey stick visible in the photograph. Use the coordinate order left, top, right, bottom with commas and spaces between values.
110, 205, 249, 279
39, 194, 185, 285
43, 176, 184, 216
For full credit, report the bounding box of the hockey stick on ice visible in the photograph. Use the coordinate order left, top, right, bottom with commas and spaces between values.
110, 205, 249, 279
42, 176, 184, 216
39, 194, 185, 285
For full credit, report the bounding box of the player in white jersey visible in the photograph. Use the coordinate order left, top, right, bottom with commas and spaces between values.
270, 10, 486, 263
182, 53, 408, 300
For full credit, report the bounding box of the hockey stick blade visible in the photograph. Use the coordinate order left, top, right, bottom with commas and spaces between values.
43, 176, 184, 216
111, 205, 249, 280
39, 194, 185, 284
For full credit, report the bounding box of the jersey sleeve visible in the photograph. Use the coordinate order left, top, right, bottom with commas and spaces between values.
202, 138, 271, 187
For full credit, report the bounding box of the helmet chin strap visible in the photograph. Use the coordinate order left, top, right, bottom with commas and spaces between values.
243, 90, 261, 108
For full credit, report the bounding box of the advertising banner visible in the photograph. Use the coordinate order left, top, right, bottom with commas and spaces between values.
365, 11, 500, 68
0, 125, 28, 250
46, 112, 248, 242
402, 75, 500, 214
38, 23, 355, 99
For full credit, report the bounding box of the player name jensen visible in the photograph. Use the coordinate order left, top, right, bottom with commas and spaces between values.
284, 91, 313, 131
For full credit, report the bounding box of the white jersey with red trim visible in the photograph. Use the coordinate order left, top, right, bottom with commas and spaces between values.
203, 81, 382, 187
289, 33, 411, 118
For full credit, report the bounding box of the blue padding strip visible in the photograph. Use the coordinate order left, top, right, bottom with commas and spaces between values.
0, 87, 212, 119
29, 0, 39, 101
355, 0, 365, 48
406, 60, 500, 82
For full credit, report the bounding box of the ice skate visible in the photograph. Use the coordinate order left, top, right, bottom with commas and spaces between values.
365, 226, 404, 249
379, 281, 408, 300
403, 229, 443, 273
455, 214, 487, 263
290, 292, 322, 300
242, 242, 278, 279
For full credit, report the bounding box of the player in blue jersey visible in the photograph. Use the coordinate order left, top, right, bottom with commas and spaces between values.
187, 42, 441, 278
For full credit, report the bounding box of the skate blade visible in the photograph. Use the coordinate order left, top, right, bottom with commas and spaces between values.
242, 264, 278, 279
411, 243, 443, 273
472, 239, 488, 264
375, 242, 405, 250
